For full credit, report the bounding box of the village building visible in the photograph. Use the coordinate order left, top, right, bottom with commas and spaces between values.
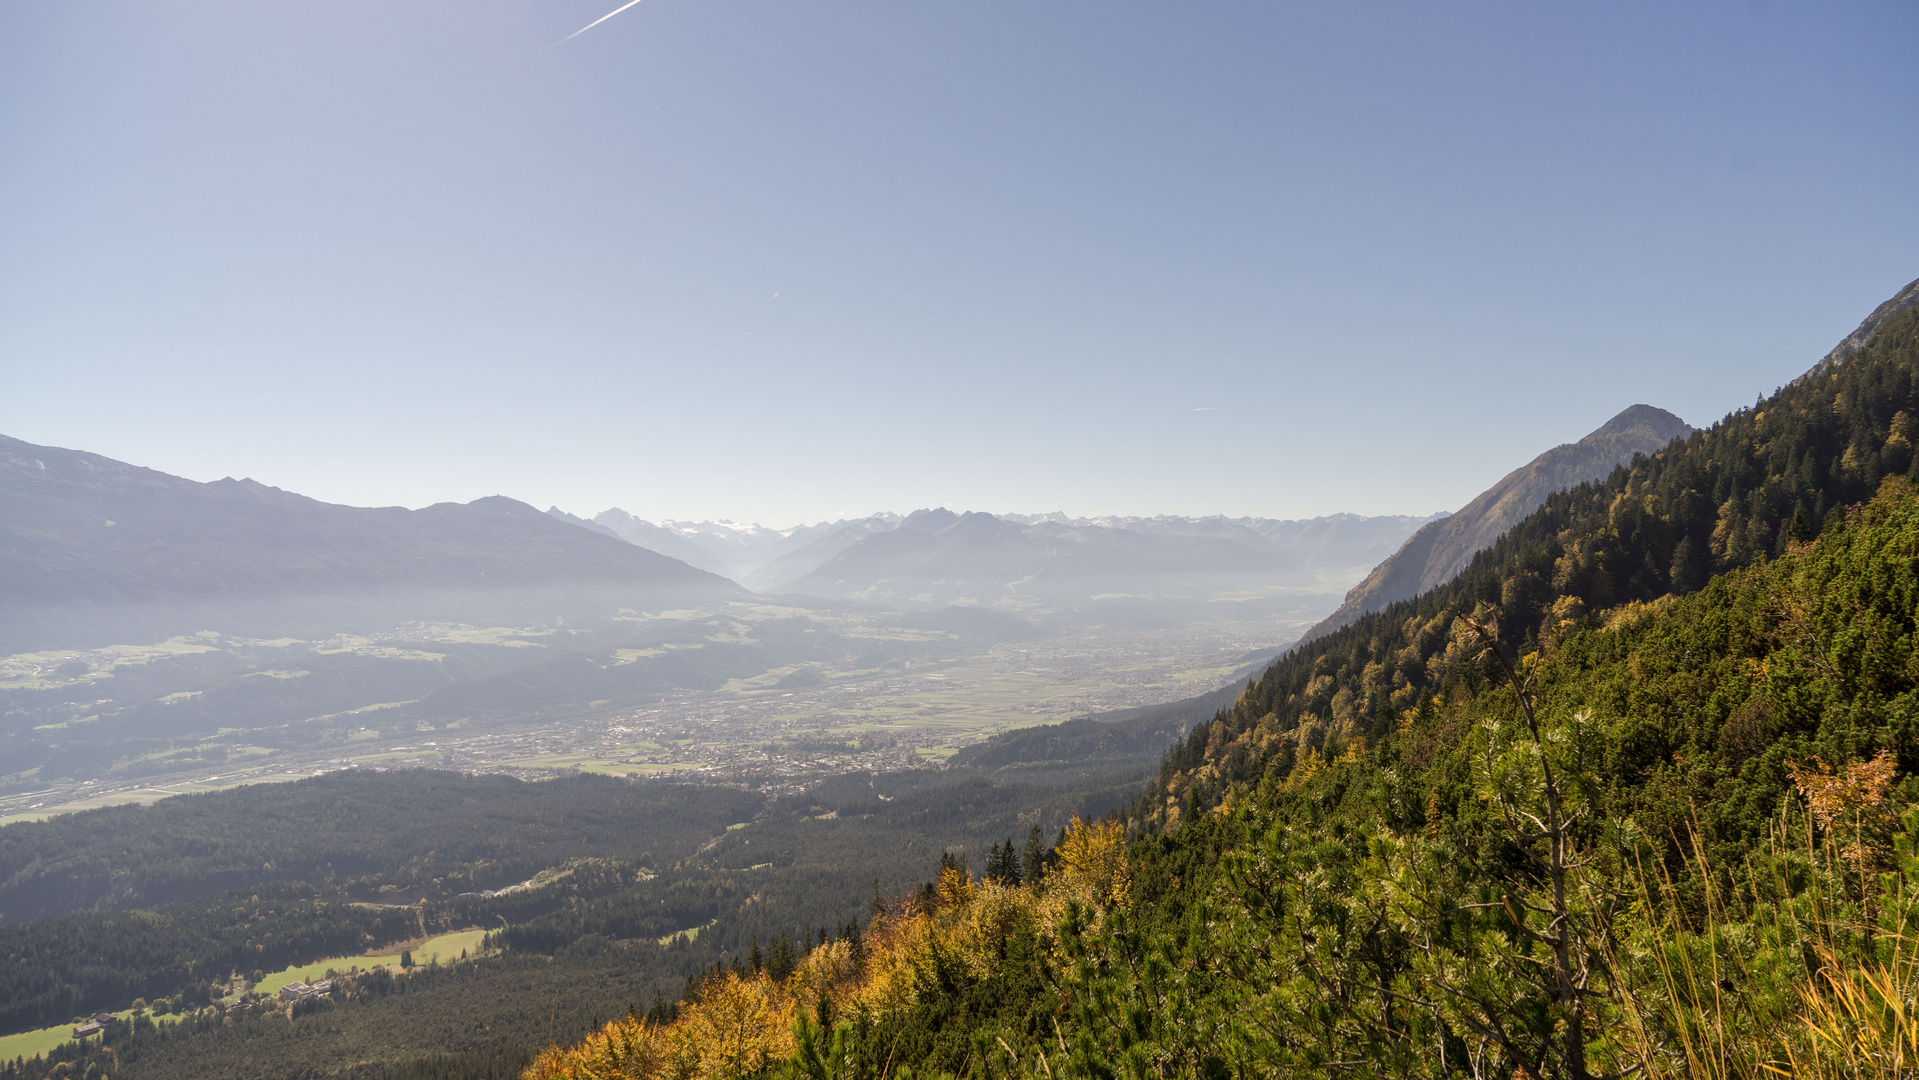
279, 980, 333, 1003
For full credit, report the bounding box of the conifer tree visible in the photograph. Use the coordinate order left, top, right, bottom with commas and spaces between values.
767, 932, 796, 984
986, 836, 1021, 885
1021, 824, 1047, 885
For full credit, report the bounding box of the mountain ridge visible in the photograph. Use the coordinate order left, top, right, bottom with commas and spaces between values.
1298, 403, 1693, 643
0, 435, 740, 651
774, 507, 1315, 613
549, 504, 1446, 603
1811, 274, 1919, 376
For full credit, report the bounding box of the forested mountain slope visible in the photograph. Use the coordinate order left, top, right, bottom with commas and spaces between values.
1156, 298, 1919, 825
504, 284, 1919, 1080
0, 764, 1139, 1077
1302, 403, 1693, 643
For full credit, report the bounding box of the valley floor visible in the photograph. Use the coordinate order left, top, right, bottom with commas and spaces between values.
0, 607, 1328, 821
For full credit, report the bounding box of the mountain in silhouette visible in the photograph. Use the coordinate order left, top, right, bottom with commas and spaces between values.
0, 435, 739, 651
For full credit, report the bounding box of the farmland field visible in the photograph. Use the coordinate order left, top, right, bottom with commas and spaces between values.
0, 597, 1328, 822
256, 928, 491, 994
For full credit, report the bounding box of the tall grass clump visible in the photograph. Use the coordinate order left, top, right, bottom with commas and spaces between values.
1615, 755, 1919, 1080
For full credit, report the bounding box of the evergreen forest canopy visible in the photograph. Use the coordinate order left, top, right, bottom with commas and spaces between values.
501, 301, 1919, 1079
0, 764, 1137, 1079
0, 771, 765, 924
1155, 303, 1919, 838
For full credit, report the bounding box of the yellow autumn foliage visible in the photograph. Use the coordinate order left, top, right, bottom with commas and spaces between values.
675, 971, 795, 1078
523, 972, 794, 1080
846, 908, 929, 1019
949, 880, 1030, 981
784, 937, 859, 1014
1039, 814, 1130, 931
524, 1014, 672, 1080
524, 816, 1129, 1080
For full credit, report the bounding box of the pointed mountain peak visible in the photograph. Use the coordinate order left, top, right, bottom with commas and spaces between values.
548, 505, 626, 540
901, 507, 961, 533
1583, 404, 1692, 444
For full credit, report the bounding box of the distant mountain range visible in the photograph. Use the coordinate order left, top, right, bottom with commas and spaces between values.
778, 507, 1294, 612
545, 505, 1443, 611
0, 436, 740, 652
0, 442, 1060, 795
1297, 403, 1694, 644
1001, 511, 1443, 584
547, 509, 908, 590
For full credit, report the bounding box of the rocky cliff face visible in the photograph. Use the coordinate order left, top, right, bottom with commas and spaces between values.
1298, 404, 1694, 644
1809, 276, 1919, 377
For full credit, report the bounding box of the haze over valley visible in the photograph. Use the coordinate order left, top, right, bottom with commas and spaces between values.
4, 3, 1917, 1078
6, 280, 1919, 1080
1, 428, 1452, 821
0, 385, 1718, 829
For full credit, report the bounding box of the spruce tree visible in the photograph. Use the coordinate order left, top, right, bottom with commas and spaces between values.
986, 836, 1022, 885
767, 931, 796, 984
1021, 824, 1047, 884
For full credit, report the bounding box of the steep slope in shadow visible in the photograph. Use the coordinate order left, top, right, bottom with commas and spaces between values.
945, 683, 1239, 785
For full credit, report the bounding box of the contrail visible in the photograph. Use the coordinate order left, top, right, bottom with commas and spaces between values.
554, 0, 647, 46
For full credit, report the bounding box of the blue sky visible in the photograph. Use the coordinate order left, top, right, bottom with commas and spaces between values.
2, 1, 1914, 525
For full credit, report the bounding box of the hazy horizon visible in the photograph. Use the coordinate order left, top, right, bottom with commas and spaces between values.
558, 504, 1452, 533
6, 5, 1919, 1070
4, 1, 1915, 524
